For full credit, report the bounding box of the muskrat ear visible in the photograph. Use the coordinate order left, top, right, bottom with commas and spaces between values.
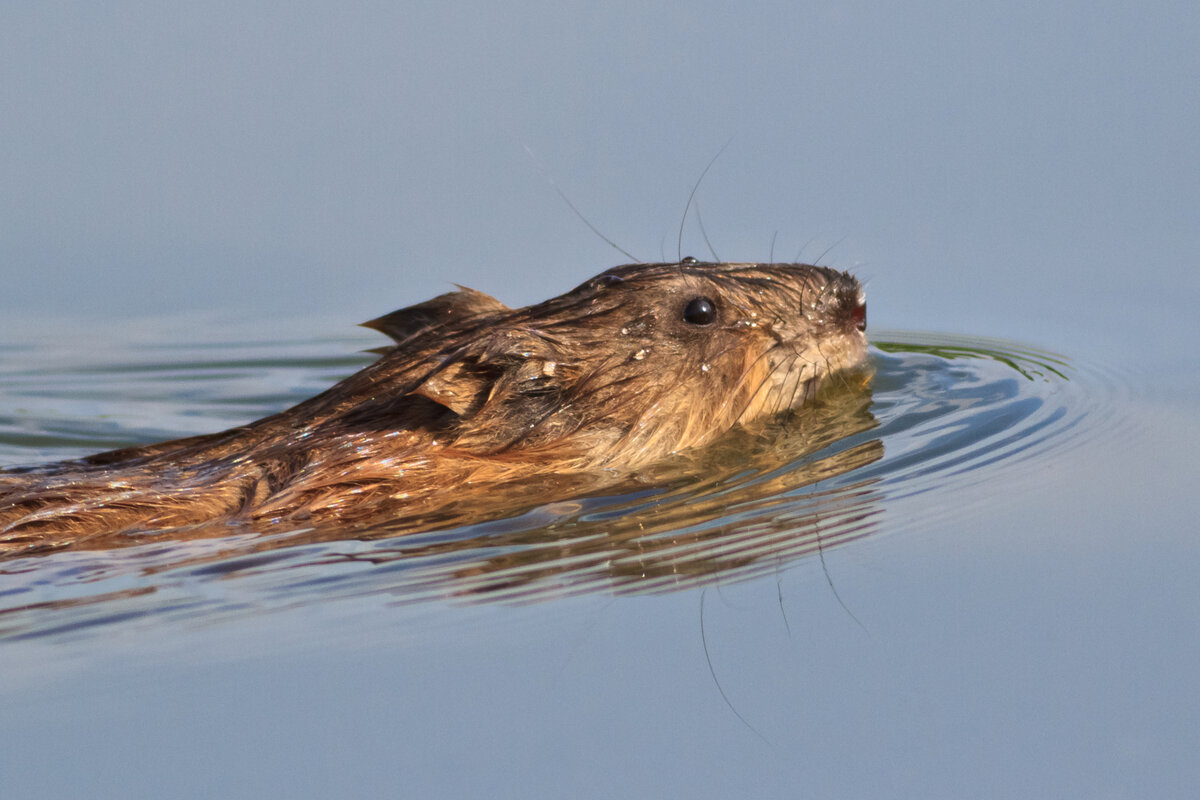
409, 360, 497, 417
448, 357, 570, 451
413, 329, 566, 421
361, 287, 509, 345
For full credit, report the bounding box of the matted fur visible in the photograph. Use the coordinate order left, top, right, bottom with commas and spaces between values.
0, 261, 867, 554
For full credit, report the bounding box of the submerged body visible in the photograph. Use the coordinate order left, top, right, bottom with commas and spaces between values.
0, 260, 867, 554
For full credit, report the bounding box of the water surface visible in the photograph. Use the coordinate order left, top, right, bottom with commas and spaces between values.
1, 318, 1193, 799
0, 324, 1100, 640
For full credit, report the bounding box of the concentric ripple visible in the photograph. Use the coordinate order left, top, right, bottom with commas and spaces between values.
0, 328, 1128, 643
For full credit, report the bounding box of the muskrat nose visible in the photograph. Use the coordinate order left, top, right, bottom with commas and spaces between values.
852, 297, 866, 332
847, 288, 866, 332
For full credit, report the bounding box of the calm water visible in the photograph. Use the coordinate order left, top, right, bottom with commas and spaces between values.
0, 326, 1092, 636
1, 319, 1195, 798
4, 0, 1198, 794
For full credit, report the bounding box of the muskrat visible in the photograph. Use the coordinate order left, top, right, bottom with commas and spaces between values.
0, 260, 867, 555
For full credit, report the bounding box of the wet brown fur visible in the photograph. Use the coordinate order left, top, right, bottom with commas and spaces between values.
0, 261, 867, 553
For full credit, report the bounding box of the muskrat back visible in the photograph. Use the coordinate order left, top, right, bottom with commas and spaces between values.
0, 260, 868, 552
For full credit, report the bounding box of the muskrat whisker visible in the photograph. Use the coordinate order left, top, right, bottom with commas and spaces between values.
677, 139, 732, 263
782, 355, 811, 416
523, 144, 641, 263
784, 354, 817, 417
814, 338, 844, 392
775, 570, 792, 637
765, 362, 792, 419
692, 200, 721, 262
699, 587, 772, 745
813, 517, 870, 634
813, 236, 846, 267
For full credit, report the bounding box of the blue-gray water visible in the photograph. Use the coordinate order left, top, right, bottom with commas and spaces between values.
0, 329, 1086, 631
4, 1, 1200, 797
3, 318, 1195, 798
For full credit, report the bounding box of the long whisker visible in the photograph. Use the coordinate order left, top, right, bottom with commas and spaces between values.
781, 350, 814, 416
793, 235, 817, 263
523, 145, 641, 263
677, 139, 733, 262
783, 354, 810, 415
813, 236, 846, 266
693, 201, 721, 262
700, 588, 771, 744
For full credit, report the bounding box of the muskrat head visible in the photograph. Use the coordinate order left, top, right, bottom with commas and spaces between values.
373, 260, 868, 468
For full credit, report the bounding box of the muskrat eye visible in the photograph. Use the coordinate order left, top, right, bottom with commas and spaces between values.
683, 297, 717, 326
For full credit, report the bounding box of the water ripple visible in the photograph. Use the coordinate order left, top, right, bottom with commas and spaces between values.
0, 329, 1131, 642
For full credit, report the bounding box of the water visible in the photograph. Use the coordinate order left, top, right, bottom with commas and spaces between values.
6, 318, 1192, 798
0, 326, 1095, 638
4, 0, 1198, 793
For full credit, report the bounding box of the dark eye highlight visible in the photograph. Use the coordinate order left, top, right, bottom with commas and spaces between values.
683, 297, 717, 326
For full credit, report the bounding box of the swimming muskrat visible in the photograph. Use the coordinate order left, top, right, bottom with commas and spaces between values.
0, 260, 867, 555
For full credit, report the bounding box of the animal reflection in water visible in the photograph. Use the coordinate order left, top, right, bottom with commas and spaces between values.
342, 398, 882, 604
0, 260, 878, 594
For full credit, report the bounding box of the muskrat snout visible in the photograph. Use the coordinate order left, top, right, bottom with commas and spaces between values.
851, 290, 867, 332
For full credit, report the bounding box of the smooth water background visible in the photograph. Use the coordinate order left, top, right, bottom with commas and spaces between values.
2, 2, 1199, 798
